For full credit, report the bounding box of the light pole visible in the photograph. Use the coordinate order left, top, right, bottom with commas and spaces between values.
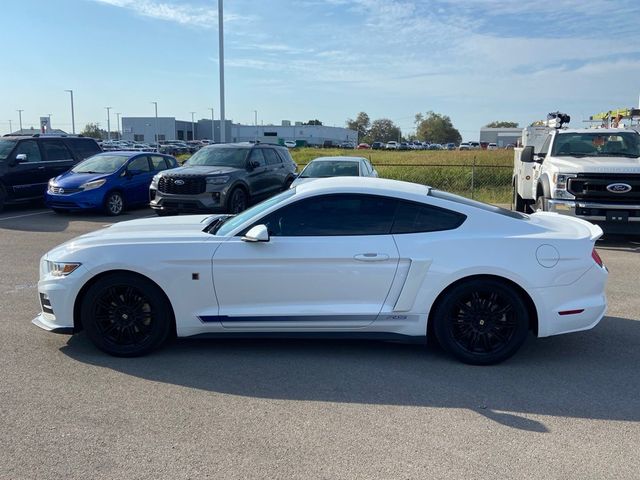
218, 0, 226, 143
47, 114, 52, 132
190, 112, 196, 141
105, 107, 112, 141
254, 110, 258, 142
209, 107, 215, 141
116, 113, 121, 140
152, 101, 159, 151
17, 109, 23, 133
64, 90, 75, 134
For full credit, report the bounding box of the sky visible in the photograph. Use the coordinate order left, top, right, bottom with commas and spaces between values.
1, 0, 640, 139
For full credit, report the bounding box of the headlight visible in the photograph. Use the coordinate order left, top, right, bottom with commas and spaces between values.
48, 179, 56, 192
81, 179, 107, 191
44, 261, 82, 277
206, 176, 230, 185
152, 174, 161, 184
552, 173, 577, 199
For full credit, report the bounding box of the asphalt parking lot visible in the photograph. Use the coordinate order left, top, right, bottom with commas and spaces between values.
1, 204, 639, 479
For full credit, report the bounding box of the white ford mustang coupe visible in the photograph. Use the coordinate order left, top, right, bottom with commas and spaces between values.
33, 178, 608, 364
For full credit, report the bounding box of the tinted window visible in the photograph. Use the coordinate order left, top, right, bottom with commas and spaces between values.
392, 201, 466, 234
186, 147, 250, 168
14, 140, 42, 162
72, 155, 128, 174
256, 194, 397, 236
67, 138, 101, 160
41, 140, 72, 161
551, 132, 640, 157
248, 149, 266, 167
429, 189, 528, 220
0, 140, 17, 160
150, 155, 168, 171
263, 149, 282, 165
128, 156, 151, 172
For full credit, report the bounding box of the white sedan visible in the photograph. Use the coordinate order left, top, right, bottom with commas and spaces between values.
33, 178, 608, 364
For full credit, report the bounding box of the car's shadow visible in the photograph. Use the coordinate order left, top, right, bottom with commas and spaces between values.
61, 315, 640, 432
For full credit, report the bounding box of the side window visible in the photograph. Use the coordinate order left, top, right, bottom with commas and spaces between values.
263, 149, 282, 165
41, 140, 72, 161
361, 160, 371, 175
67, 139, 100, 160
127, 156, 151, 172
248, 149, 266, 167
150, 155, 168, 171
13, 140, 42, 162
539, 136, 551, 156
392, 201, 466, 234
254, 194, 397, 236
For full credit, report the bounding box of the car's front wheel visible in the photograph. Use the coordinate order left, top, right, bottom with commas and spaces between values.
227, 187, 248, 214
104, 191, 124, 216
80, 273, 173, 357
433, 279, 530, 365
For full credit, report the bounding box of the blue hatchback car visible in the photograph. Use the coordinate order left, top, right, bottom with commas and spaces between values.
46, 152, 178, 215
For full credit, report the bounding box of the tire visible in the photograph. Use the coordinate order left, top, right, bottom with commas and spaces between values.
104, 191, 124, 216
227, 187, 248, 214
433, 279, 530, 365
80, 273, 173, 357
535, 195, 547, 212
512, 182, 526, 213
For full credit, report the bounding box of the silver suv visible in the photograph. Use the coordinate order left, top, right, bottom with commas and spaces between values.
149, 143, 297, 215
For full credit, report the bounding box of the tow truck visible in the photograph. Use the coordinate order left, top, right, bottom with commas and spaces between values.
513, 111, 640, 234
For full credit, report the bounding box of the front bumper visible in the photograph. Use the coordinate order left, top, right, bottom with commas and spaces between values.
45, 189, 105, 211
547, 199, 640, 234
149, 185, 230, 212
32, 312, 73, 334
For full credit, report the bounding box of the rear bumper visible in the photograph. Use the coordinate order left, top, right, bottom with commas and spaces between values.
547, 199, 640, 234
535, 263, 608, 338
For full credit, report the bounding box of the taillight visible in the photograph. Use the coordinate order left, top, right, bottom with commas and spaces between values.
591, 248, 604, 267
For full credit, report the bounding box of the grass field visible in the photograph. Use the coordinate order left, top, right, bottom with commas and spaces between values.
177, 148, 515, 204
291, 148, 514, 204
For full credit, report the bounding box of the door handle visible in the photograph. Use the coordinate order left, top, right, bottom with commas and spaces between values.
354, 253, 390, 262
37, 166, 45, 170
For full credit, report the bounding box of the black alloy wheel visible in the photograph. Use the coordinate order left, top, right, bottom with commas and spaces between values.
228, 188, 248, 214
433, 279, 529, 365
81, 273, 173, 356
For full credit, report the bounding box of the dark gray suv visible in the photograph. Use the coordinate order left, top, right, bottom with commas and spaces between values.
149, 143, 297, 215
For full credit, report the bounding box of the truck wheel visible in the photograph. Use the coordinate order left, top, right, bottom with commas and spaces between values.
535, 195, 547, 212
512, 183, 526, 212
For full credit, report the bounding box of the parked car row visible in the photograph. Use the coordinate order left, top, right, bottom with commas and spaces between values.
99, 139, 208, 155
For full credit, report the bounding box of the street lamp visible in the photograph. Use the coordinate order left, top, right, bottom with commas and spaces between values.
105, 107, 112, 141
116, 113, 121, 140
190, 112, 196, 141
151, 101, 159, 151
64, 90, 75, 134
218, 0, 226, 143
209, 107, 215, 141
17, 109, 23, 133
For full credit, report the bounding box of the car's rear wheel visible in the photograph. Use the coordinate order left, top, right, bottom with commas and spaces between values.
433, 279, 529, 365
227, 187, 248, 214
80, 273, 173, 357
104, 191, 124, 216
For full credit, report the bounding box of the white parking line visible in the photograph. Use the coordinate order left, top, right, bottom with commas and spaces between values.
0, 210, 51, 221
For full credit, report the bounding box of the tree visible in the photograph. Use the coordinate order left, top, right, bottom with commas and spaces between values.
415, 111, 461, 144
80, 122, 106, 139
303, 119, 323, 125
367, 118, 401, 143
485, 121, 519, 128
346, 112, 370, 142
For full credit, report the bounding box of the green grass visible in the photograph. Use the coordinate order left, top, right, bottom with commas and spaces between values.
291, 148, 514, 204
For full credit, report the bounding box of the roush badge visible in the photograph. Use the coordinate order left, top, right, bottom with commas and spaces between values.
606, 183, 632, 193
174, 179, 185, 185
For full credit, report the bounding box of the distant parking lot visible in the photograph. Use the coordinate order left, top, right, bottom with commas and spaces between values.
1, 203, 639, 478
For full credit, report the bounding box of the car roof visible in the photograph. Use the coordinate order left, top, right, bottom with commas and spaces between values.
307, 156, 365, 163
205, 142, 286, 149
295, 176, 430, 197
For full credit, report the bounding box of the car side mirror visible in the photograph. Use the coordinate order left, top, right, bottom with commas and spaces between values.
520, 146, 534, 163
15, 153, 27, 164
533, 154, 545, 163
242, 224, 270, 243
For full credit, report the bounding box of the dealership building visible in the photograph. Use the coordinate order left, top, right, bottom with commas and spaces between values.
479, 127, 523, 147
121, 117, 356, 146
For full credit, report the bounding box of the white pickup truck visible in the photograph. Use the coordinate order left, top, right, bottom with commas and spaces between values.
513, 125, 640, 234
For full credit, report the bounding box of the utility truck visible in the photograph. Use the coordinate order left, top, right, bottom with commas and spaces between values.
513, 112, 640, 234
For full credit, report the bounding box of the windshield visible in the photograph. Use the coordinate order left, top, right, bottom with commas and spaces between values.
300, 160, 360, 178
552, 132, 640, 157
0, 140, 17, 160
72, 154, 128, 174
213, 189, 296, 236
185, 147, 250, 168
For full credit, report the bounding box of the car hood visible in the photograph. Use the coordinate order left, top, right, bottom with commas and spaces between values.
548, 156, 640, 174
53, 170, 112, 187
163, 165, 242, 176
46, 215, 227, 259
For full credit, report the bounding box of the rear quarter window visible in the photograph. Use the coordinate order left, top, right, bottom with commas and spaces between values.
66, 138, 101, 160
429, 189, 528, 220
392, 201, 466, 234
